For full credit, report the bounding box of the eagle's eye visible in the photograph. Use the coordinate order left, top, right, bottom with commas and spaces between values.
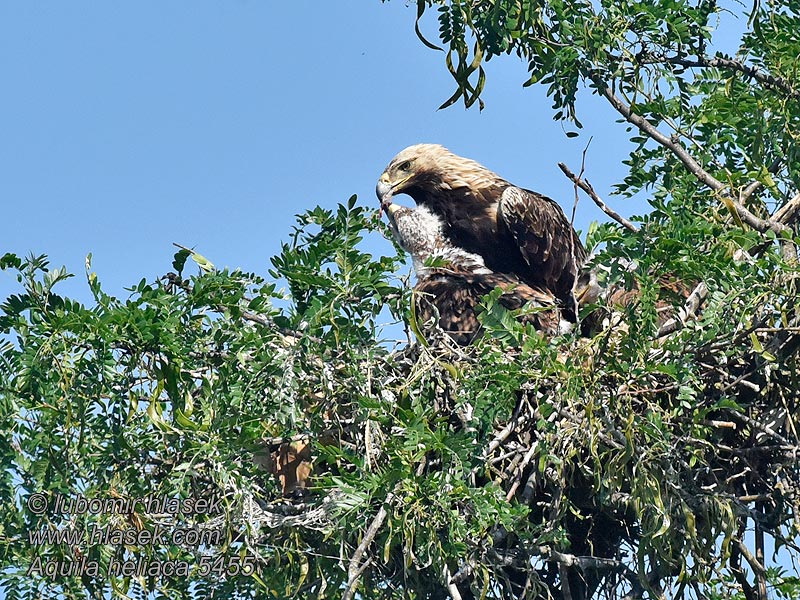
398, 160, 412, 172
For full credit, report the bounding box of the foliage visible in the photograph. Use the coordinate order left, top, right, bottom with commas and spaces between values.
2, 2, 800, 600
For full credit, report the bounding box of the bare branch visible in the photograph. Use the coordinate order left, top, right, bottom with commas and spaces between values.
504, 441, 539, 501
558, 162, 640, 233
656, 281, 708, 338
773, 191, 800, 226
442, 564, 464, 600
735, 538, 768, 578
740, 179, 765, 206
755, 506, 768, 600
739, 157, 783, 205
591, 75, 725, 192
342, 493, 395, 600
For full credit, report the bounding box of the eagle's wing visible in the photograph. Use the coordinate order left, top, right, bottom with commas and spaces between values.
498, 186, 585, 272
414, 270, 564, 344
498, 186, 587, 312
414, 276, 482, 346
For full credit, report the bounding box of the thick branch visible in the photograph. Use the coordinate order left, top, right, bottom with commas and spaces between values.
773, 192, 800, 226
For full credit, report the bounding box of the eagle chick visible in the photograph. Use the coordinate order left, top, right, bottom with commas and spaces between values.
385, 202, 567, 345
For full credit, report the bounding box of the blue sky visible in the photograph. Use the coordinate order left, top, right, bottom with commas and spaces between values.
0, 1, 637, 306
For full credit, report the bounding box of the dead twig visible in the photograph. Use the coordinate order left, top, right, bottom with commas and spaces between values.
558, 162, 639, 233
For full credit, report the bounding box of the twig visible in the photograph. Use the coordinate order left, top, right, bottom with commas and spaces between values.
558, 162, 639, 233
701, 420, 737, 429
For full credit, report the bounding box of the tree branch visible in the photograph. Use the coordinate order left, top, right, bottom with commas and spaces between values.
735, 538, 768, 579
656, 281, 708, 338
739, 157, 783, 206
536, 546, 645, 598
755, 504, 768, 600
442, 564, 464, 600
773, 191, 800, 226
342, 492, 395, 600
558, 162, 640, 233
591, 74, 726, 193
667, 55, 800, 99
731, 530, 759, 600
590, 75, 791, 235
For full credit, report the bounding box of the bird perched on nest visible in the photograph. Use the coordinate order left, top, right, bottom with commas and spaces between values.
377, 144, 589, 319
384, 201, 568, 345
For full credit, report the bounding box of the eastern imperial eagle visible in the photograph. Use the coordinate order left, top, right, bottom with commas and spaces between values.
377, 144, 587, 319
384, 202, 566, 345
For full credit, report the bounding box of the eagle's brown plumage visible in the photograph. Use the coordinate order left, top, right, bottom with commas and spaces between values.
377, 144, 587, 319
385, 202, 564, 345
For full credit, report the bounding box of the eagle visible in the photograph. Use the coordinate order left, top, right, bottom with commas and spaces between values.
377, 144, 587, 319
384, 201, 567, 345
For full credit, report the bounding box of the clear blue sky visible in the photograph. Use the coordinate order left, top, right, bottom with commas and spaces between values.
0, 1, 640, 305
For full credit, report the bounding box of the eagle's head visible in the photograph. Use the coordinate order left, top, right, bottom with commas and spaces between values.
384, 202, 489, 278
376, 144, 505, 210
